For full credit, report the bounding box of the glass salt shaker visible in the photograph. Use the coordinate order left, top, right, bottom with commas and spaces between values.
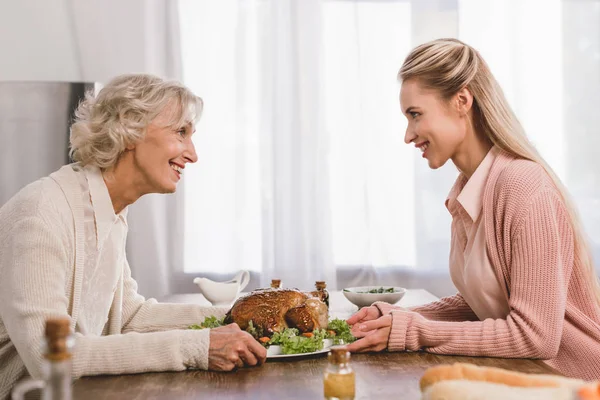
323, 346, 355, 400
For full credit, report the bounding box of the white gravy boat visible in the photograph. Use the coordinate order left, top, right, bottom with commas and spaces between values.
193, 270, 250, 306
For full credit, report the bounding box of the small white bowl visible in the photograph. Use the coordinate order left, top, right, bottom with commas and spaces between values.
342, 286, 406, 308
192, 270, 250, 307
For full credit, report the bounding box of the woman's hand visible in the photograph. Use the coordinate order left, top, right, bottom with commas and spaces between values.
345, 315, 392, 353
346, 305, 382, 326
208, 323, 267, 371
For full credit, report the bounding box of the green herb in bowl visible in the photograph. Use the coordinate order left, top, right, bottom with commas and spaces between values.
342, 286, 407, 308
353, 287, 396, 294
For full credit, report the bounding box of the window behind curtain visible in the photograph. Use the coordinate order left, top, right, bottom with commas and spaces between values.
179, 0, 421, 275
178, 0, 600, 279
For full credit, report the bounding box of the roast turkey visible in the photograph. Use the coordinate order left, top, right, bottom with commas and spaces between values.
224, 288, 328, 337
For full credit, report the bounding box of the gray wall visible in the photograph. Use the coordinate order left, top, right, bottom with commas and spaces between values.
0, 82, 90, 205
0, 0, 176, 82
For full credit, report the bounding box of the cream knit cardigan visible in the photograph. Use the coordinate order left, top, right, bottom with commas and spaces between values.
0, 165, 226, 399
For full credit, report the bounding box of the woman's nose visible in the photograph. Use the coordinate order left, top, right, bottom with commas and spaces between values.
404, 127, 416, 144
184, 140, 198, 163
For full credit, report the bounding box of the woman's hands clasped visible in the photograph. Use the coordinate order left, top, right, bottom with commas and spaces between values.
345, 305, 391, 353
346, 305, 382, 326
208, 323, 267, 371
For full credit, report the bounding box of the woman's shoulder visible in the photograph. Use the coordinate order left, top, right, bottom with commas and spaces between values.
486, 153, 566, 226
491, 153, 557, 199
0, 172, 73, 228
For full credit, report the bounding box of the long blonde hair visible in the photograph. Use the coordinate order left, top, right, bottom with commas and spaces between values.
399, 38, 600, 304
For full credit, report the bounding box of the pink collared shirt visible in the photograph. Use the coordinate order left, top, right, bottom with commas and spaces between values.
446, 146, 510, 320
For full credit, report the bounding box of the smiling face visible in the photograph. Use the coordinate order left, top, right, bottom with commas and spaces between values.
400, 79, 469, 169
130, 104, 198, 194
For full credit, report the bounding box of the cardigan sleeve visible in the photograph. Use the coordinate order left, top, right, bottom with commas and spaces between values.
119, 259, 228, 333
374, 293, 478, 322
0, 211, 214, 380
385, 189, 573, 359
408, 293, 479, 321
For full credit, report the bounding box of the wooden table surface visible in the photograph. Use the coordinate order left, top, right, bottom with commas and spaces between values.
72, 290, 558, 400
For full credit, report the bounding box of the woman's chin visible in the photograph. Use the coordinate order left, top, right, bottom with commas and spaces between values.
427, 157, 444, 170
425, 152, 453, 170
425, 156, 437, 169
152, 182, 178, 194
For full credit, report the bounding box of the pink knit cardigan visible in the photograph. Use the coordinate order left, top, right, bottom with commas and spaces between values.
377, 149, 600, 380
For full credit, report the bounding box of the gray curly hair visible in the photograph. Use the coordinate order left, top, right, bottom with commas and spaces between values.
69, 74, 203, 168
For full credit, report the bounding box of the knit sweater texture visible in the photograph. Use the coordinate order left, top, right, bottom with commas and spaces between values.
0, 164, 226, 399
377, 150, 600, 380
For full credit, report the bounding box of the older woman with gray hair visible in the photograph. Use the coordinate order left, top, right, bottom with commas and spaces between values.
0, 74, 266, 399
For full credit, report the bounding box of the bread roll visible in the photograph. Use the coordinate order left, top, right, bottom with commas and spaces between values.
420, 363, 600, 400
420, 363, 584, 392
422, 380, 577, 400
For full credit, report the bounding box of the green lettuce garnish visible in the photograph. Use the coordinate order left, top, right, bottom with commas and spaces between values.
188, 316, 356, 354
245, 320, 264, 340
189, 315, 225, 329
269, 328, 328, 354
327, 318, 356, 345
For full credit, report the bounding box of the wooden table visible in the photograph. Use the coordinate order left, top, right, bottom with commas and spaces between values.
73, 290, 557, 400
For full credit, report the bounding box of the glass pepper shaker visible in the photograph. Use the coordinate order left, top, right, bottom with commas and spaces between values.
12, 317, 74, 400
323, 346, 355, 400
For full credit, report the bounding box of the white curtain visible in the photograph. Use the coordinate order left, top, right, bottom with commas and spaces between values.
73, 0, 188, 300
174, 0, 600, 297
123, 0, 188, 299
178, 0, 335, 292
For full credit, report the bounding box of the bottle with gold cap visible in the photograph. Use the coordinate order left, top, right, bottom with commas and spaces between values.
315, 281, 330, 307
12, 317, 74, 400
323, 346, 355, 400
270, 279, 281, 289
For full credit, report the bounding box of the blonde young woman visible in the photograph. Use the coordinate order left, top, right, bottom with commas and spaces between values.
346, 39, 600, 380
0, 74, 266, 399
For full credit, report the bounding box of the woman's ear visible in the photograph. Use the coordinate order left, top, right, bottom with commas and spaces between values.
455, 87, 474, 116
